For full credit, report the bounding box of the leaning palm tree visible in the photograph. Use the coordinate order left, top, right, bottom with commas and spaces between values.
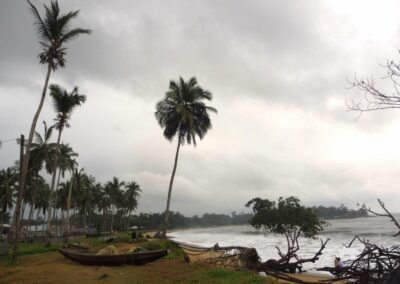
15, 1, 90, 258
155, 76, 217, 237
46, 84, 86, 243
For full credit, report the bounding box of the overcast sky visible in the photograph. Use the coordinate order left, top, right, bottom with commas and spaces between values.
2, 0, 400, 215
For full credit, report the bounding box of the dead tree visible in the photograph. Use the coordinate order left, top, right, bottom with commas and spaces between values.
347, 59, 400, 114
363, 199, 400, 237
261, 238, 330, 273
318, 199, 400, 283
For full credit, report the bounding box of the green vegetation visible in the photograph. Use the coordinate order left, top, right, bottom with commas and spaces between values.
312, 204, 368, 219
141, 239, 186, 260
131, 211, 252, 230
246, 196, 327, 272
246, 196, 325, 238
15, 242, 60, 256
0, 242, 60, 264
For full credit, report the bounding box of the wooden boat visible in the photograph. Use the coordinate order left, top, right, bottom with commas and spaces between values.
65, 243, 91, 252
58, 247, 168, 266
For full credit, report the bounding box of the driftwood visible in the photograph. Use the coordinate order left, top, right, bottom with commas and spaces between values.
363, 199, 400, 237
326, 236, 400, 283
258, 236, 330, 273
178, 242, 331, 283
319, 199, 400, 283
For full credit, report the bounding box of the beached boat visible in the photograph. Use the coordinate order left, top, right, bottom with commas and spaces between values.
58, 247, 168, 266
65, 243, 91, 252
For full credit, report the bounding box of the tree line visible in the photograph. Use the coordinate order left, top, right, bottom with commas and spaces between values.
312, 204, 368, 220
0, 162, 142, 236
130, 211, 252, 230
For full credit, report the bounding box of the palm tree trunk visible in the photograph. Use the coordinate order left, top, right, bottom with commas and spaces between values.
42, 211, 46, 232
21, 202, 27, 222
27, 205, 34, 234
83, 203, 87, 235
64, 173, 74, 241
162, 136, 181, 237
0, 213, 3, 244
34, 210, 40, 237
13, 64, 52, 259
125, 212, 129, 231
111, 206, 114, 233
46, 128, 63, 245
52, 169, 62, 223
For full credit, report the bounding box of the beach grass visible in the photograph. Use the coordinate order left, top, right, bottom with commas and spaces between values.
0, 249, 271, 283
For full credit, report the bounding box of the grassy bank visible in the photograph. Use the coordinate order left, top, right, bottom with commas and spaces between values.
0, 238, 270, 283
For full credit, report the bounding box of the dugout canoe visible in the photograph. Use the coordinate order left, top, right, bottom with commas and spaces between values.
65, 243, 91, 252
58, 248, 168, 266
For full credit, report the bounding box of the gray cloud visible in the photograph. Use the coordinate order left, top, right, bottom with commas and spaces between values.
2, 0, 400, 215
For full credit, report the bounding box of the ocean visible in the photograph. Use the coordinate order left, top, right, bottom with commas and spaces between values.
169, 215, 400, 273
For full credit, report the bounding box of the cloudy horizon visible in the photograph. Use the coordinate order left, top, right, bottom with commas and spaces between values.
2, 0, 400, 216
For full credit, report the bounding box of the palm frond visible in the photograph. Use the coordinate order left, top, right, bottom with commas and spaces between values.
61, 28, 91, 43
27, 0, 50, 41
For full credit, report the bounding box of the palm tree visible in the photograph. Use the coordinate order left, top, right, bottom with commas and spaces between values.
105, 177, 125, 232
51, 143, 78, 224
30, 121, 56, 174
98, 188, 111, 233
0, 168, 18, 237
46, 84, 86, 242
155, 76, 217, 237
15, 1, 90, 258
124, 181, 142, 229
33, 185, 50, 237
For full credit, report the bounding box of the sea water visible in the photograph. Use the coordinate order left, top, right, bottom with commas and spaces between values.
168, 215, 400, 273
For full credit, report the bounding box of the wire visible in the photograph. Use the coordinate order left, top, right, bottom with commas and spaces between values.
0, 138, 18, 144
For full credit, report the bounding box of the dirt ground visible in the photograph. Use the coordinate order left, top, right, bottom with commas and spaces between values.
0, 240, 342, 284
0, 251, 223, 284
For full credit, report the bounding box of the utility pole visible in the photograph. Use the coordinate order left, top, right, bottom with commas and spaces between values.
12, 134, 25, 261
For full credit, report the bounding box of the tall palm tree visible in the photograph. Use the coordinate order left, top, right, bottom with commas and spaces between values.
155, 76, 217, 237
15, 1, 90, 258
46, 84, 86, 242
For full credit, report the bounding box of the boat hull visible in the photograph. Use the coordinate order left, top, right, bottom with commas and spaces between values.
58, 248, 168, 266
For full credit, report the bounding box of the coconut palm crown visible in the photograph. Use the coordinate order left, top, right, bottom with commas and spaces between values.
27, 0, 91, 70
155, 76, 217, 145
49, 84, 87, 131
